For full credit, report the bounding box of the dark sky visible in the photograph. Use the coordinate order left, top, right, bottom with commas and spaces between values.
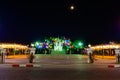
0, 0, 120, 45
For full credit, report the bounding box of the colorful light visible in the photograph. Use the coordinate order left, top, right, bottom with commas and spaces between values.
78, 42, 83, 46
33, 37, 72, 50
73, 40, 84, 49
38, 45, 42, 48
35, 42, 39, 46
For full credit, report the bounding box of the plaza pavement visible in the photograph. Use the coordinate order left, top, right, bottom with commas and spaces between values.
2, 54, 116, 66
0, 54, 119, 80
6, 54, 116, 59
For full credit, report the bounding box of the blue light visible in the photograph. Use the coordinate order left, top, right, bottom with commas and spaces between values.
38, 45, 42, 48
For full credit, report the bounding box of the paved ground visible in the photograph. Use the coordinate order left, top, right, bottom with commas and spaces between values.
0, 54, 119, 80
4, 54, 116, 64
0, 63, 120, 80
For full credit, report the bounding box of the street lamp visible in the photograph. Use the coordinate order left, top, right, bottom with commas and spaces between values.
88, 44, 91, 47
31, 43, 34, 47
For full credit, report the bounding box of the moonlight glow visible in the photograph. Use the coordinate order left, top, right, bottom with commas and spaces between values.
70, 5, 75, 10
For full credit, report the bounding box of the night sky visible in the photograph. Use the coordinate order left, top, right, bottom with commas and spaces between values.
0, 0, 120, 45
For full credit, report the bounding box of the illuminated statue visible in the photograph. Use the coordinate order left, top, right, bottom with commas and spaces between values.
54, 38, 63, 51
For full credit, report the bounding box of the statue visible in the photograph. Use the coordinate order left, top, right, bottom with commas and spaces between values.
54, 38, 63, 51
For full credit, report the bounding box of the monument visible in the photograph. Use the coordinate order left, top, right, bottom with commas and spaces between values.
52, 38, 65, 54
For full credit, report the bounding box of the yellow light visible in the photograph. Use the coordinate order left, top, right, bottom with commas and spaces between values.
0, 43, 29, 50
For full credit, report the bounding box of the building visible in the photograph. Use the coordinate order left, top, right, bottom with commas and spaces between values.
90, 44, 120, 56
0, 43, 29, 55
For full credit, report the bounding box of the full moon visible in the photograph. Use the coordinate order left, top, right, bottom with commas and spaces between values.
70, 5, 75, 10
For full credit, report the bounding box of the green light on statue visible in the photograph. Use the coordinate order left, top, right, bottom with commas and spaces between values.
78, 42, 83, 46
78, 42, 84, 48
73, 40, 84, 49
35, 42, 39, 47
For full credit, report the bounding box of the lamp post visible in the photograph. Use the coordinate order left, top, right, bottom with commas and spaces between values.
88, 44, 91, 47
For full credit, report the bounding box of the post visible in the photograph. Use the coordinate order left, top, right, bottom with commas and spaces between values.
118, 54, 120, 63
29, 47, 36, 63
87, 47, 94, 63
29, 53, 34, 63
116, 54, 120, 64
102, 49, 104, 59
1, 53, 5, 64
115, 48, 120, 63
0, 48, 6, 64
70, 49, 71, 55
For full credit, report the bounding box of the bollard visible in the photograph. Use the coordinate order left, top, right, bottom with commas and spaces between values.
116, 55, 120, 64
1, 53, 4, 64
88, 53, 93, 63
88, 53, 94, 63
0, 53, 5, 64
29, 47, 36, 63
116, 55, 119, 63
86, 47, 94, 63
0, 48, 6, 64
29, 53, 35, 63
119, 55, 120, 63
115, 48, 120, 64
